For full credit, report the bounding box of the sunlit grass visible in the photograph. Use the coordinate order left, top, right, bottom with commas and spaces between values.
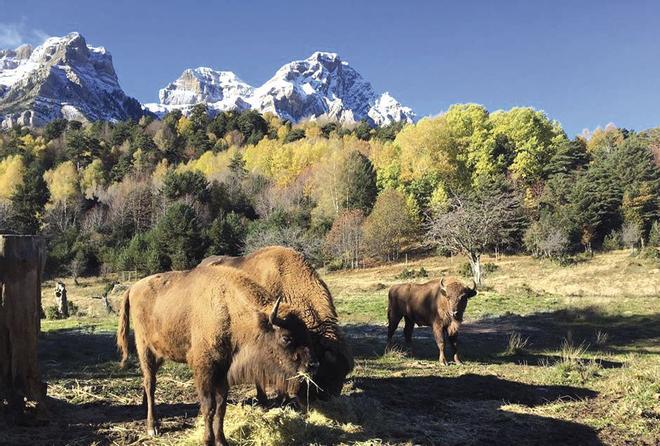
1, 251, 656, 445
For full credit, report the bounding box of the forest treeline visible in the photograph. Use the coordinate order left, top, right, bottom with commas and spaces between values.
0, 104, 658, 279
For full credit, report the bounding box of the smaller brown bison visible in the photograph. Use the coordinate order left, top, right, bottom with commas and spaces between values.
117, 265, 317, 446
386, 277, 477, 364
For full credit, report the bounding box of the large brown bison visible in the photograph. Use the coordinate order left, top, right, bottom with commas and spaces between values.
199, 246, 353, 401
386, 277, 477, 365
117, 265, 317, 446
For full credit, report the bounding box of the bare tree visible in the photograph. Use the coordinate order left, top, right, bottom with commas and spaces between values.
426, 191, 524, 285
244, 225, 322, 263
622, 222, 642, 254
102, 176, 156, 234
324, 210, 365, 269
80, 205, 107, 234
69, 256, 83, 286
44, 199, 82, 234
0, 200, 14, 232
539, 229, 570, 260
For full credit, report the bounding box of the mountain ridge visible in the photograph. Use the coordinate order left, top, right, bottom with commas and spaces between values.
0, 33, 415, 128
145, 51, 416, 126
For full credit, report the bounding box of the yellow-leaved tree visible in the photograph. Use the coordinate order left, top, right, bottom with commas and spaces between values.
489, 107, 567, 184
80, 159, 107, 199
0, 155, 26, 200
44, 161, 80, 205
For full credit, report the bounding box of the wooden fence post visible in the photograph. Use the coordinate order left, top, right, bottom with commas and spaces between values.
0, 235, 47, 419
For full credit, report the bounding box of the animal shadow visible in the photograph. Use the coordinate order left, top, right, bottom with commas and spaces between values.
353, 374, 602, 445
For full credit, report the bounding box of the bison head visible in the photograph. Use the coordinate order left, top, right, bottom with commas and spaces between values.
267, 295, 318, 376
438, 278, 477, 321
229, 296, 319, 393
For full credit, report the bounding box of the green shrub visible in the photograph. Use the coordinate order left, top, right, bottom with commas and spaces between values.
459, 261, 472, 277
483, 263, 498, 273
602, 230, 623, 251
394, 267, 428, 279
325, 258, 344, 272
639, 247, 660, 261
648, 221, 660, 248
44, 305, 61, 320
67, 301, 80, 317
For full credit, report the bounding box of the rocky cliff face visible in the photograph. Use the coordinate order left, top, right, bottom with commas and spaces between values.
0, 32, 142, 128
146, 52, 415, 126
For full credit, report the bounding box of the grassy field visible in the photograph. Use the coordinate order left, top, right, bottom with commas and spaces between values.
1, 250, 659, 445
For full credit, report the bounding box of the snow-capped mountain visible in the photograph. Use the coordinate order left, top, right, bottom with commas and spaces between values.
0, 34, 414, 128
146, 52, 415, 126
146, 67, 254, 115
0, 32, 142, 128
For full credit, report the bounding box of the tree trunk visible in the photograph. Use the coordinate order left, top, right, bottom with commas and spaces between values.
468, 252, 482, 286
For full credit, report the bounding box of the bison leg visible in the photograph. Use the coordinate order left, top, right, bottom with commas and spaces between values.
449, 334, 462, 365
403, 317, 414, 345
432, 324, 448, 365
194, 366, 217, 446
386, 312, 402, 350
137, 347, 161, 436
255, 384, 269, 406
212, 376, 229, 446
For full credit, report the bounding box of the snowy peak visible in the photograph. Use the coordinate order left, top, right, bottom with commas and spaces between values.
152, 66, 254, 114
252, 51, 383, 124
147, 52, 416, 126
0, 32, 142, 128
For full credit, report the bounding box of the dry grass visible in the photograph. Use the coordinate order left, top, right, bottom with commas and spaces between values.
503, 332, 529, 356
2, 251, 658, 445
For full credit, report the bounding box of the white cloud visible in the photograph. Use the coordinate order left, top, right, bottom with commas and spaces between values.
0, 22, 50, 49
0, 23, 23, 48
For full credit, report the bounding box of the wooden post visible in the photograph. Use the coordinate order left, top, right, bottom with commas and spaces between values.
0, 235, 47, 418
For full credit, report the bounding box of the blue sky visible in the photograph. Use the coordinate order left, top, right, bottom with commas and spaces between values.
1, 0, 659, 136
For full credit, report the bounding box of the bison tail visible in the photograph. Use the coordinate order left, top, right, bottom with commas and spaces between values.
117, 288, 131, 369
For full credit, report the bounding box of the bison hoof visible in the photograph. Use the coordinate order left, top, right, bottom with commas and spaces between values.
439, 358, 449, 366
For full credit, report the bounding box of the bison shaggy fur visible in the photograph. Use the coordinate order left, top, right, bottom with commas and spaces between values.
199, 246, 353, 400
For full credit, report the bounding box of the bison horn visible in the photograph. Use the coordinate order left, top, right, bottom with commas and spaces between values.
440, 277, 446, 292
269, 295, 286, 327
468, 279, 477, 292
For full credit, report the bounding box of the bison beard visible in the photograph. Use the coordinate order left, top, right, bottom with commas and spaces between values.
199, 246, 354, 402
387, 277, 477, 365
116, 266, 316, 446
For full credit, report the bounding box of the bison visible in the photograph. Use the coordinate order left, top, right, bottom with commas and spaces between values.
199, 246, 353, 402
116, 265, 317, 446
386, 277, 477, 365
